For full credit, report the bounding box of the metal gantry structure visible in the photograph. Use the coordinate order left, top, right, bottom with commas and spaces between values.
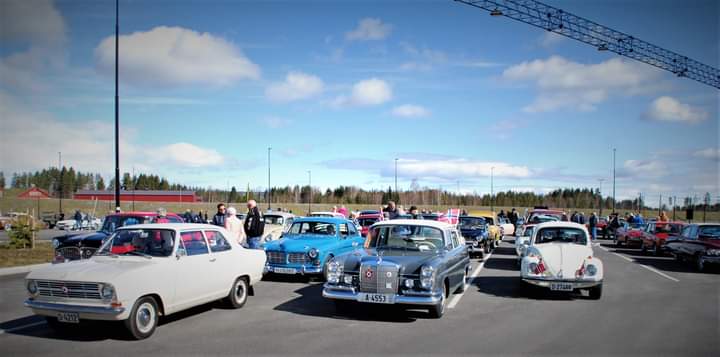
454, 0, 720, 90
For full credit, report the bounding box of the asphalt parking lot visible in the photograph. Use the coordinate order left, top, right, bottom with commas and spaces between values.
0, 237, 717, 356
0, 229, 60, 243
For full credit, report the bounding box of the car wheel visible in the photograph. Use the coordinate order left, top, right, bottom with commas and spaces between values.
428, 281, 448, 318
124, 296, 159, 340
695, 255, 706, 272
456, 267, 468, 293
588, 284, 603, 300
640, 242, 647, 255
483, 242, 490, 254
225, 277, 249, 309
654, 244, 662, 257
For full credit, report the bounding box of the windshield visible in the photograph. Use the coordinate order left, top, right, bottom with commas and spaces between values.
655, 224, 682, 234
534, 227, 587, 245
522, 226, 535, 237
265, 215, 285, 225
288, 221, 337, 236
459, 217, 486, 228
699, 225, 720, 238
366, 225, 444, 252
97, 229, 175, 257
100, 215, 149, 233
358, 217, 378, 227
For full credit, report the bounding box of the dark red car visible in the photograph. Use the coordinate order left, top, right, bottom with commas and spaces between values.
356, 212, 383, 237
614, 221, 646, 247
665, 223, 720, 271
639, 221, 685, 256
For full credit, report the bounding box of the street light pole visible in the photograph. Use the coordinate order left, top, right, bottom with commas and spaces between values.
58, 151, 62, 215
394, 158, 398, 201
113, 0, 121, 212
612, 148, 616, 214
490, 166, 495, 213
307, 170, 312, 214
268, 146, 272, 211
598, 178, 604, 217
131, 165, 135, 211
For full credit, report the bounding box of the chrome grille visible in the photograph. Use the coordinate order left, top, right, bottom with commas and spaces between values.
359, 262, 399, 294
266, 251, 286, 264
36, 280, 102, 300
288, 253, 308, 264
56, 247, 97, 261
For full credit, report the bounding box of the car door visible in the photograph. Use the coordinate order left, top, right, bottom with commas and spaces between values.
684, 225, 701, 257
444, 229, 464, 289
204, 229, 235, 297
346, 222, 364, 249
174, 230, 216, 310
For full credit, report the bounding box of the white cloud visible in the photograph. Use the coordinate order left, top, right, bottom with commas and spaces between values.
259, 116, 292, 129
332, 78, 392, 107
539, 31, 565, 48
149, 143, 224, 168
392, 104, 430, 118
644, 96, 708, 123
621, 159, 668, 178
694, 148, 720, 160
502, 56, 662, 112
396, 159, 531, 179
0, 0, 66, 46
265, 71, 324, 102
345, 18, 392, 41
94, 26, 260, 87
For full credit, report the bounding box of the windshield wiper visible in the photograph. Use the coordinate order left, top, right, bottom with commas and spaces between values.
125, 251, 153, 259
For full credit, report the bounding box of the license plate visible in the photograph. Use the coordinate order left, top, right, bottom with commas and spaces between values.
56, 312, 79, 324
357, 293, 395, 304
273, 267, 297, 274
550, 282, 574, 291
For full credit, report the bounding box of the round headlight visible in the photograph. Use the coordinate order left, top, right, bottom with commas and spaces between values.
586, 264, 597, 277
52, 239, 60, 249
528, 262, 538, 274
327, 260, 339, 273
101, 284, 115, 300
421, 265, 434, 278
26, 280, 38, 295
404, 279, 414, 289
343, 274, 354, 285
308, 248, 319, 259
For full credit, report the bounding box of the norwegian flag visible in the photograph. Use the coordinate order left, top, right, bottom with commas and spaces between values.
438, 208, 461, 225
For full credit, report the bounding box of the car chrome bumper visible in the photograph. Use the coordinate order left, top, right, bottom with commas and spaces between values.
322, 284, 442, 306
264, 264, 323, 275
701, 256, 720, 264
25, 299, 126, 320
522, 278, 602, 289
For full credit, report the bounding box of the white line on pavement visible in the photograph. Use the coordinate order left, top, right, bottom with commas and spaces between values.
607, 250, 679, 282
448, 252, 493, 309
0, 321, 46, 335
612, 252, 634, 262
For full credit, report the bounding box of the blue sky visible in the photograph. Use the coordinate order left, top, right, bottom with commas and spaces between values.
0, 0, 718, 203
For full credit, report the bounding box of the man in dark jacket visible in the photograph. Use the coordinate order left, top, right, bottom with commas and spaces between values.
588, 212, 598, 241
244, 200, 264, 249
509, 208, 519, 227
212, 203, 226, 227
383, 201, 400, 220
409, 206, 424, 220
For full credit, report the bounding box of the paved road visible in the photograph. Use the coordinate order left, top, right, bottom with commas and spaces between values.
0, 238, 717, 355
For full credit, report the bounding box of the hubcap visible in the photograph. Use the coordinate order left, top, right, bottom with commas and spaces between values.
235, 281, 246, 303
136, 302, 155, 334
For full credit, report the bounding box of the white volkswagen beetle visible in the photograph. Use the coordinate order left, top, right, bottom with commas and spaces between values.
262, 211, 295, 243
24, 223, 266, 339
520, 221, 603, 299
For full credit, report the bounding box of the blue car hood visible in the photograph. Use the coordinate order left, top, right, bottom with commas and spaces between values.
265, 235, 338, 252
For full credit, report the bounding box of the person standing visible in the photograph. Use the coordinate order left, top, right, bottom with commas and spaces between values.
589, 212, 598, 241
509, 208, 519, 228
154, 208, 170, 223
244, 200, 265, 249
224, 207, 244, 245
73, 210, 83, 230
338, 205, 349, 218
383, 201, 399, 220
409, 206, 424, 220
212, 203, 226, 227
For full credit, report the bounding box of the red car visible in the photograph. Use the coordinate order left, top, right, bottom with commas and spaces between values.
356, 212, 383, 237
665, 223, 720, 271
639, 221, 685, 256
614, 221, 646, 247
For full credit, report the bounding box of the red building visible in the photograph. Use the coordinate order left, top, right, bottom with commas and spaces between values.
18, 187, 51, 199
74, 190, 200, 203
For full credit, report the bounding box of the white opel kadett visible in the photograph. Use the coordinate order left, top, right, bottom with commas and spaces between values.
520, 221, 603, 299
24, 223, 266, 339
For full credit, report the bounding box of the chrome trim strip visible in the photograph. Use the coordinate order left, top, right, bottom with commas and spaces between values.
24, 300, 124, 315
322, 287, 441, 306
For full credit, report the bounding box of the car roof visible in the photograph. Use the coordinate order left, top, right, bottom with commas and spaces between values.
533, 221, 588, 230
371, 219, 454, 230
264, 212, 295, 218
116, 223, 220, 230
294, 217, 349, 224
358, 213, 382, 218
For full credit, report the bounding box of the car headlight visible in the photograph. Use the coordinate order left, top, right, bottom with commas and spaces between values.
52, 239, 60, 249
706, 249, 720, 256
308, 248, 319, 259
403, 279, 415, 289
528, 262, 538, 274
101, 284, 115, 300
420, 266, 434, 289
327, 260, 340, 273
343, 274, 354, 285
26, 280, 38, 296
585, 264, 597, 277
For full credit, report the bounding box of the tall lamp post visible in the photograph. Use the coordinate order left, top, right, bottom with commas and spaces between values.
267, 146, 272, 211
490, 166, 495, 213
612, 148, 616, 214
113, 0, 121, 212
598, 178, 604, 217
307, 170, 312, 214
58, 151, 62, 215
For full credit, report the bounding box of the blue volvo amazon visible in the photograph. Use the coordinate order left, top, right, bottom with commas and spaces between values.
263, 217, 365, 277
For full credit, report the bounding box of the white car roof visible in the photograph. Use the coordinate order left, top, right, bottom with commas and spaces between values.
371, 219, 455, 230
264, 212, 295, 218
533, 221, 588, 230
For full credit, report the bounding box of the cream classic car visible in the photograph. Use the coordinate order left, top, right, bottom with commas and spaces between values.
262, 211, 295, 243
24, 223, 266, 339
520, 221, 603, 299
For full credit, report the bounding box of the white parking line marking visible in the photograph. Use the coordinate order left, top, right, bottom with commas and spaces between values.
0, 321, 46, 335
612, 252, 634, 262
636, 264, 680, 282
448, 252, 492, 309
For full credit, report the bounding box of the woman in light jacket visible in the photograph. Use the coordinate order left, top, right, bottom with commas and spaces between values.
225, 207, 245, 245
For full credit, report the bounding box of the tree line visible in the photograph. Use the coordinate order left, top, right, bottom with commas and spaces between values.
2, 169, 716, 211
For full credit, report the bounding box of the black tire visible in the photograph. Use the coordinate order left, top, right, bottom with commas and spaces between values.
456, 267, 468, 293
428, 281, 448, 318
124, 296, 159, 340
654, 244, 662, 257
588, 284, 602, 300
225, 277, 249, 309
614, 235, 621, 247
695, 255, 706, 272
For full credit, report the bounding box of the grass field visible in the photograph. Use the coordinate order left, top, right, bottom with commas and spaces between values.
0, 240, 53, 267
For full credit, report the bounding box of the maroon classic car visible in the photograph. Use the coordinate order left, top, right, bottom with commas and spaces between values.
356, 212, 384, 237
665, 223, 720, 271
614, 221, 646, 247
639, 221, 685, 256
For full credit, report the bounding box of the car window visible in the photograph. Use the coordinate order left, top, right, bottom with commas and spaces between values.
681, 226, 692, 239
698, 225, 720, 239
288, 221, 336, 236
348, 223, 358, 236
180, 231, 209, 256
265, 215, 284, 225
205, 230, 232, 252
168, 215, 183, 223
534, 227, 587, 245
450, 231, 460, 248
367, 225, 443, 252
339, 223, 349, 236
98, 229, 175, 257
686, 226, 698, 240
